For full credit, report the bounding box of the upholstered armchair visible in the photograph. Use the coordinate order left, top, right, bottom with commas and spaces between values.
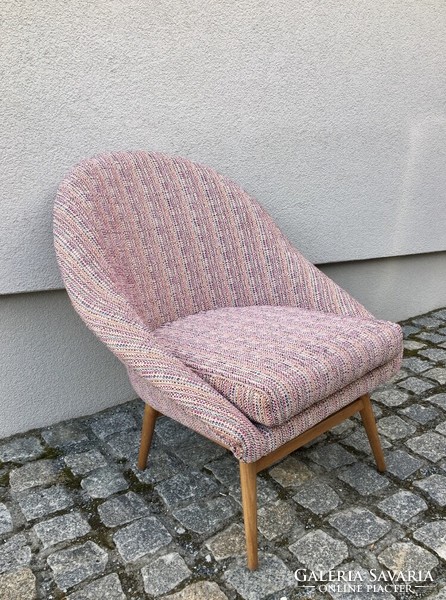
54, 151, 403, 570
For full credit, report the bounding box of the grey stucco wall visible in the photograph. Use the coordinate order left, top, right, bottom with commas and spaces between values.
1, 252, 445, 438
2, 0, 446, 293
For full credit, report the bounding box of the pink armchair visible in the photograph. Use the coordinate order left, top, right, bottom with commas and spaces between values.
54, 151, 403, 569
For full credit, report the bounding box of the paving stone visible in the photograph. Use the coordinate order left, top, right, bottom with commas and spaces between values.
326, 562, 395, 599
229, 478, 278, 507
416, 331, 446, 344
0, 502, 13, 534
67, 573, 126, 600
399, 403, 439, 424
412, 316, 444, 329
205, 523, 246, 559
33, 511, 91, 548
385, 449, 424, 479
224, 553, 294, 600
113, 516, 172, 562
377, 415, 417, 441
164, 581, 228, 600
258, 500, 301, 539
81, 467, 128, 499
436, 421, 446, 436
0, 568, 36, 600
341, 428, 391, 454
338, 463, 389, 495
433, 309, 446, 321
155, 417, 195, 446
402, 325, 420, 337
173, 495, 238, 535
41, 422, 89, 448
331, 418, 356, 436
89, 411, 137, 440
425, 368, 446, 385
141, 552, 191, 596
413, 521, 446, 560
378, 541, 438, 577
293, 480, 341, 514
414, 474, 446, 506
427, 393, 446, 411
307, 443, 356, 470
98, 491, 148, 527
402, 357, 433, 373
173, 435, 227, 467
406, 432, 446, 462
105, 429, 142, 461
133, 449, 180, 484
329, 507, 390, 547
290, 529, 348, 574
63, 449, 107, 475
420, 348, 446, 363
377, 491, 427, 523
17, 485, 75, 520
9, 459, 61, 492
0, 534, 31, 574
269, 456, 315, 487
0, 436, 44, 463
403, 340, 426, 350
206, 455, 240, 486
397, 377, 435, 394
47, 541, 108, 592
156, 471, 218, 509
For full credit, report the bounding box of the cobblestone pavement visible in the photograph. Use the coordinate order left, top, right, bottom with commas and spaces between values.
1, 309, 446, 600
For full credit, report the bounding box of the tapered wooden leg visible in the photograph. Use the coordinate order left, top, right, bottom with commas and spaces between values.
360, 394, 386, 472
138, 404, 159, 470
239, 461, 258, 570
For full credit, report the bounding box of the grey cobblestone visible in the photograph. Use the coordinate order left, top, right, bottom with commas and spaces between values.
47, 541, 108, 591
80, 466, 128, 499
0, 308, 445, 598
141, 552, 191, 596
9, 459, 61, 492
98, 491, 148, 527
17, 485, 75, 520
33, 511, 91, 548
377, 490, 427, 523
329, 507, 391, 547
113, 516, 172, 562
67, 573, 126, 599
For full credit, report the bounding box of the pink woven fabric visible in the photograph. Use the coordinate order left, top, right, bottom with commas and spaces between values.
154, 306, 402, 427
54, 151, 403, 462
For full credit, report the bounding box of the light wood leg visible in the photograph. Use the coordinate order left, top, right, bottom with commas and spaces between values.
360, 394, 386, 472
138, 404, 159, 470
239, 461, 258, 570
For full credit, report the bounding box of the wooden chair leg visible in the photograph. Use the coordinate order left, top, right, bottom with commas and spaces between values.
239, 461, 258, 570
138, 404, 159, 470
360, 394, 386, 472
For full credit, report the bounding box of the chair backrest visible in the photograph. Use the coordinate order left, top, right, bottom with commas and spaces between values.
54, 151, 307, 330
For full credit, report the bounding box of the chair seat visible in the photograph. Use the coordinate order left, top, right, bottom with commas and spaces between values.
154, 305, 403, 427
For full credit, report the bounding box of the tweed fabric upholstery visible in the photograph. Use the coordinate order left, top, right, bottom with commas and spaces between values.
154, 306, 402, 427
54, 151, 403, 463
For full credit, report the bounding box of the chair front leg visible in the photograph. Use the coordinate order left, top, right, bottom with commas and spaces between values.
360, 394, 386, 472
239, 461, 258, 570
138, 403, 159, 470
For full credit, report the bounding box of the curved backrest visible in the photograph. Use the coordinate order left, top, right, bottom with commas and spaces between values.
54, 151, 312, 330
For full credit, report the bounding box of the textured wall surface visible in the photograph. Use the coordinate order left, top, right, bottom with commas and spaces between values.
1, 253, 445, 437
2, 0, 446, 293
0, 290, 134, 438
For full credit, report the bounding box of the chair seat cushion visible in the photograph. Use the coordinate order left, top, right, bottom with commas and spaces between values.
153, 306, 403, 427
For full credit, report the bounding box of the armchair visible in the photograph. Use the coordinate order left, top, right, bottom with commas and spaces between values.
54, 151, 403, 570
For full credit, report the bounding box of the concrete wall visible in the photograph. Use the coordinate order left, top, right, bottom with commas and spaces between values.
2, 0, 446, 293
1, 252, 445, 438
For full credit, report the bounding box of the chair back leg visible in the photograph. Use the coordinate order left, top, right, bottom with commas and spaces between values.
138, 403, 159, 470
239, 461, 258, 570
359, 394, 386, 472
